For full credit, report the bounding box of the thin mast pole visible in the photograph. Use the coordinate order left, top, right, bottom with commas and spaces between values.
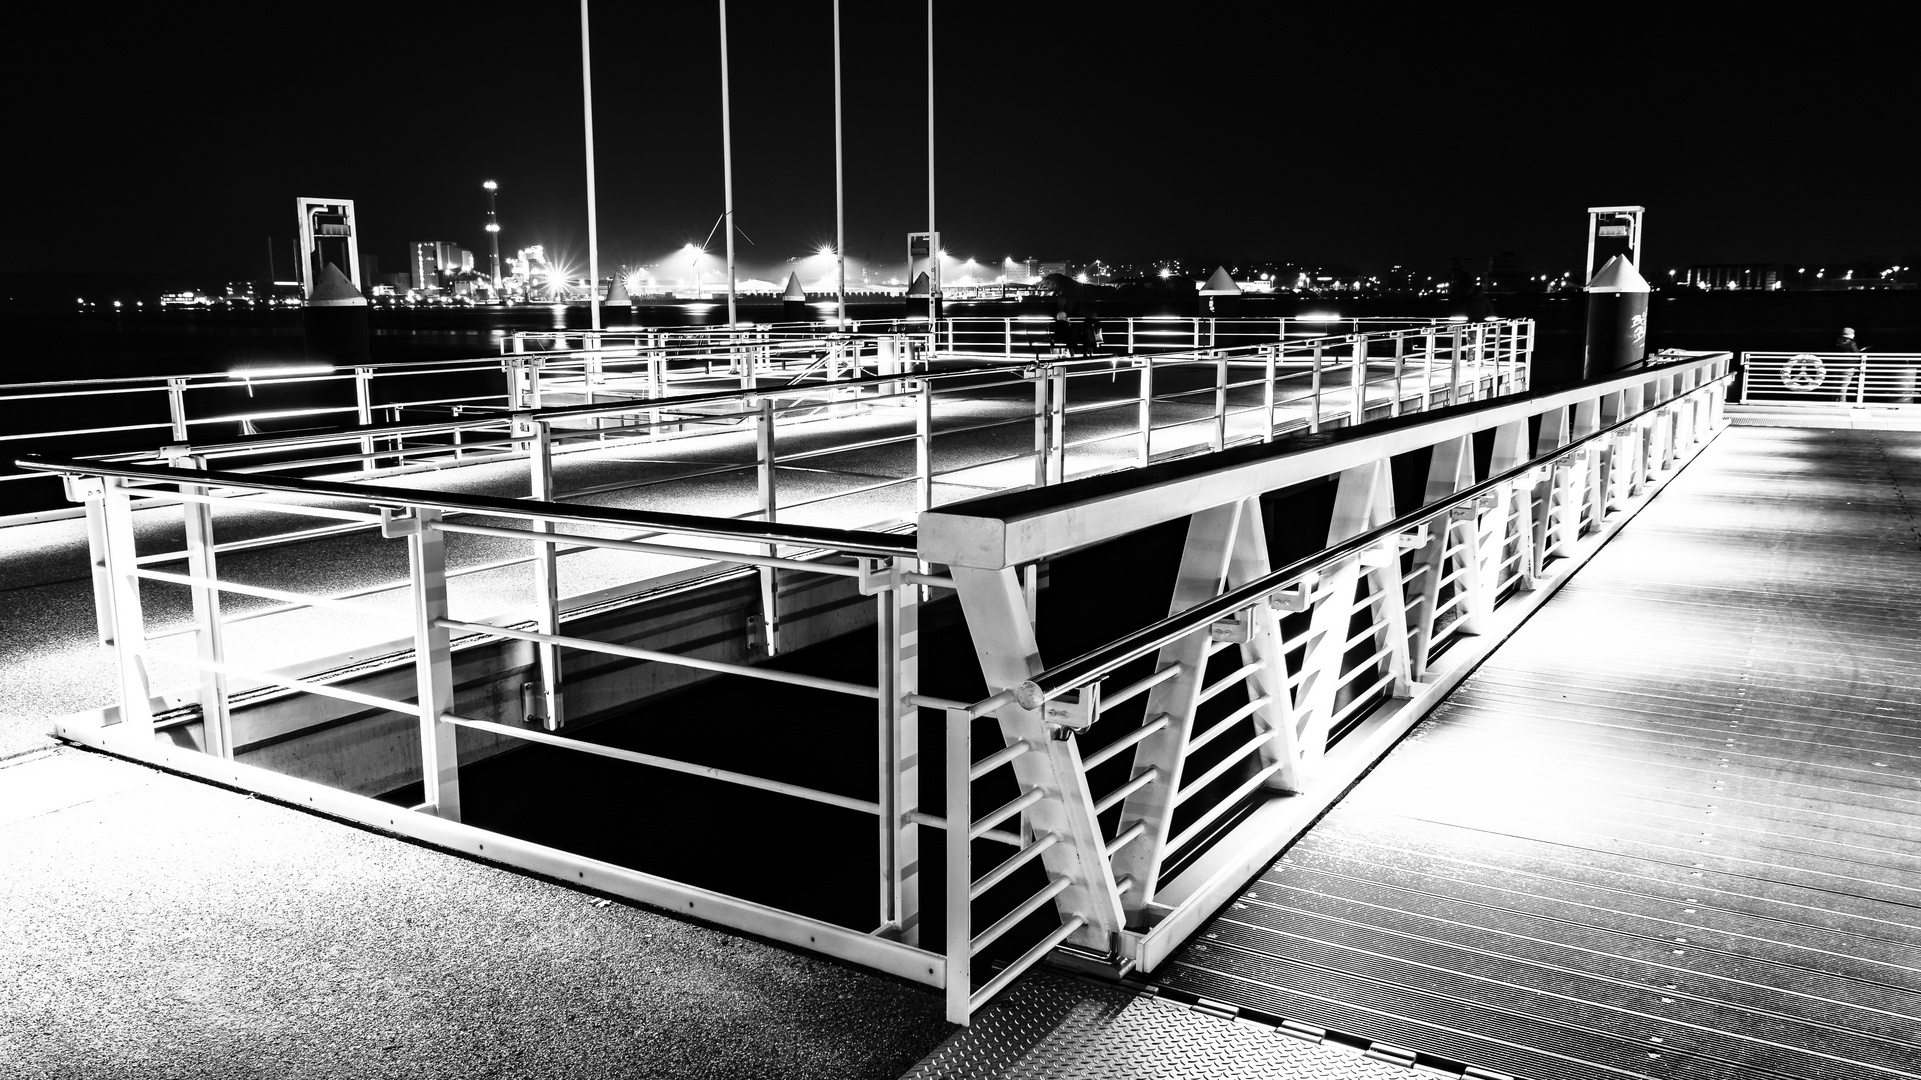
581, 0, 601, 331
927, 0, 936, 314
720, 0, 739, 329
834, 0, 846, 329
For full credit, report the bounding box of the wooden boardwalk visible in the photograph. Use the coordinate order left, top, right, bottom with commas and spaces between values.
1156, 426, 1921, 1080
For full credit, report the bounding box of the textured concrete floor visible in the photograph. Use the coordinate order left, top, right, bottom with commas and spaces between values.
0, 365, 1467, 1078
0, 747, 953, 1079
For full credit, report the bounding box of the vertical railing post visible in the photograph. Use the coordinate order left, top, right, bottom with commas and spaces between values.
1309, 342, 1324, 433
179, 454, 231, 758
1473, 324, 1488, 399
1448, 329, 1464, 404
1349, 335, 1369, 424
524, 418, 565, 729
355, 366, 376, 469
100, 475, 155, 743
944, 705, 972, 1025
1048, 369, 1067, 484
877, 575, 921, 945
1212, 350, 1228, 451
1262, 345, 1277, 440
756, 398, 781, 655
1003, 317, 1012, 357
1421, 331, 1436, 411
1391, 333, 1406, 416
166, 377, 189, 441
406, 509, 461, 820
1032, 367, 1050, 487
916, 379, 934, 513
82, 490, 115, 646
1191, 317, 1200, 351
1137, 357, 1153, 467
1126, 317, 1136, 355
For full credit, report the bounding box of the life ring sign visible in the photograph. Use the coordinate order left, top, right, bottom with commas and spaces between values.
1781, 354, 1826, 392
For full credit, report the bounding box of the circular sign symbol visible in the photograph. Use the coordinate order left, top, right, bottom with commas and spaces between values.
1781, 354, 1826, 392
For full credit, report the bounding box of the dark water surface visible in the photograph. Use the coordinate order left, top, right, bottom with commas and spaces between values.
7, 291, 1919, 384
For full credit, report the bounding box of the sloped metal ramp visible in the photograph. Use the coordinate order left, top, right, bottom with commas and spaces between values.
1150, 426, 1921, 1080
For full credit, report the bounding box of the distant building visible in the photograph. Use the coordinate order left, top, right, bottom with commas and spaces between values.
1685, 264, 1780, 291
1489, 251, 1526, 293
410, 242, 475, 289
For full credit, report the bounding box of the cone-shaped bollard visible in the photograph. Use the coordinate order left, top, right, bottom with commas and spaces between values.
303, 262, 369, 367
1198, 265, 1242, 317
906, 270, 932, 321
605, 273, 632, 314
782, 272, 808, 321
1583, 255, 1650, 379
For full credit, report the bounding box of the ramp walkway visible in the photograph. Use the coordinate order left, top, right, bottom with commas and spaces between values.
909, 424, 1921, 1079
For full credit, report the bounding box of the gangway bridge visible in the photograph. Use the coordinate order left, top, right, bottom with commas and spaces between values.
5, 319, 1919, 1080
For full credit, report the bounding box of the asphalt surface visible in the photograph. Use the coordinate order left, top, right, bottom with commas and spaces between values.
0, 747, 953, 1079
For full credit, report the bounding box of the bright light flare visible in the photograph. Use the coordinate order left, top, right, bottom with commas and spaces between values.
227, 363, 336, 379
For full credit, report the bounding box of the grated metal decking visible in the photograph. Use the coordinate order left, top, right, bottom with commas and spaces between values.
1154, 426, 1921, 1080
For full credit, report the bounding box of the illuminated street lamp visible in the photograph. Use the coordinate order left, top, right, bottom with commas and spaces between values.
483, 180, 502, 300
684, 243, 705, 298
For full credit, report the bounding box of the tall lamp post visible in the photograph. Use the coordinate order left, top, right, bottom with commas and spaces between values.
483, 180, 502, 302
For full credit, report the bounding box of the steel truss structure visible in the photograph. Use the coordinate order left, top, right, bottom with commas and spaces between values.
22, 329, 1728, 1025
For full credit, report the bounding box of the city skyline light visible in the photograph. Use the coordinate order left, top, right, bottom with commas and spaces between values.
8, 4, 1918, 286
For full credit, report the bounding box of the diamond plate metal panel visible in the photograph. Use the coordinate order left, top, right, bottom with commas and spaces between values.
901, 970, 1409, 1080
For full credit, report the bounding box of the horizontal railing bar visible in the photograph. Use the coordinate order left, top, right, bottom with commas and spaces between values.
971, 914, 1088, 1015
968, 740, 1036, 783
930, 449, 1042, 479
968, 833, 1061, 902
1328, 673, 1395, 730
1173, 728, 1280, 808
1198, 659, 1265, 706
773, 474, 917, 514
17, 455, 917, 558
442, 714, 880, 815
1081, 715, 1171, 772
1185, 696, 1271, 758
1166, 761, 1288, 855
129, 483, 382, 518
1335, 647, 1392, 688
1099, 663, 1182, 711
902, 810, 1021, 847
905, 693, 971, 711
133, 646, 413, 715
438, 618, 881, 699
0, 420, 178, 443
970, 788, 1043, 842
1003, 365, 1733, 708
434, 521, 863, 578
1092, 767, 1160, 816
970, 876, 1072, 958
1106, 821, 1148, 857
131, 567, 411, 621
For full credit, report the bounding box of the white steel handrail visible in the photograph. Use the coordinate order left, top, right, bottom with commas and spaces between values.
1009, 375, 1724, 709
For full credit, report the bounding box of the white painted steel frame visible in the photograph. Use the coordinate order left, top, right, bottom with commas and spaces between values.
23, 321, 1547, 1032
928, 352, 1731, 1021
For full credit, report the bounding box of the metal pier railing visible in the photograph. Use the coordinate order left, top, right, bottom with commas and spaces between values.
23, 322, 1671, 1028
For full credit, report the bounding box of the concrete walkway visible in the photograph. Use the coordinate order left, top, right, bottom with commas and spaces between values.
0, 746, 950, 1080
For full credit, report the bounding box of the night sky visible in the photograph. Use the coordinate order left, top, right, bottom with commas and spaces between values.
9, 3, 1915, 282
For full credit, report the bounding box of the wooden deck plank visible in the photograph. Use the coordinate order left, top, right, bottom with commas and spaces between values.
1157, 427, 1921, 1080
